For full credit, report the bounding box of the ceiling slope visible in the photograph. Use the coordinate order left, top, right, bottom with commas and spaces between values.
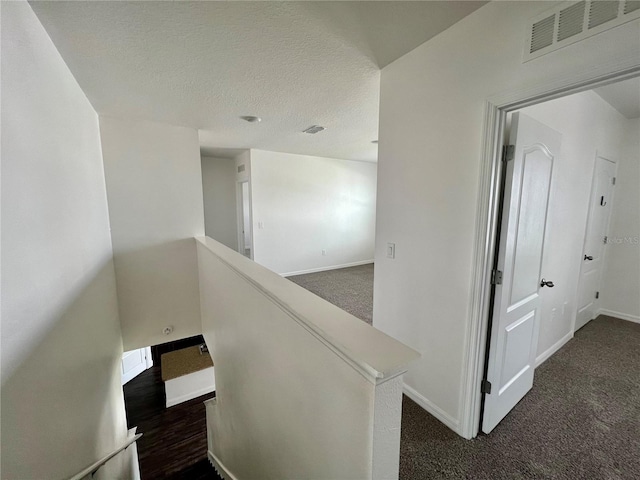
30, 1, 486, 161
594, 77, 640, 120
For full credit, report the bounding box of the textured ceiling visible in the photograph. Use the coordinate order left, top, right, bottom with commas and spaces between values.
594, 77, 640, 120
30, 1, 485, 162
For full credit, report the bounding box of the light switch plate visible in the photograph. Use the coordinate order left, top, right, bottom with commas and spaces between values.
387, 243, 395, 259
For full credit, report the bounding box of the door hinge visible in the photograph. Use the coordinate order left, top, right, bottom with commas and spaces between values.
481, 380, 492, 394
603, 235, 608, 244
491, 269, 503, 285
612, 177, 616, 185
595, 291, 600, 299
502, 145, 515, 162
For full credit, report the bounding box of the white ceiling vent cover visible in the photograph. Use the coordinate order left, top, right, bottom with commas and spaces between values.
624, 0, 640, 14
524, 1, 640, 62
530, 15, 555, 53
589, 1, 620, 28
558, 1, 586, 41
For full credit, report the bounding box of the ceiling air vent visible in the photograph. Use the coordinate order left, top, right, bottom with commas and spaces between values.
624, 0, 640, 14
558, 1, 586, 41
530, 15, 555, 53
588, 1, 620, 28
524, 1, 640, 62
302, 125, 326, 134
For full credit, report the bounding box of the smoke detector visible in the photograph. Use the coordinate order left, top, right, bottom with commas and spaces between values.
302, 125, 326, 134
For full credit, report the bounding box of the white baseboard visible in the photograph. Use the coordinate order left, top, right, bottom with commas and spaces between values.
208, 450, 238, 480
403, 383, 460, 434
597, 308, 640, 324
535, 331, 573, 368
165, 366, 216, 408
167, 386, 214, 407
281, 260, 374, 277
166, 385, 216, 408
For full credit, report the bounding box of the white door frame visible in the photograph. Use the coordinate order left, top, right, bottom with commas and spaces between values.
236, 179, 253, 259
121, 346, 153, 385
459, 63, 640, 439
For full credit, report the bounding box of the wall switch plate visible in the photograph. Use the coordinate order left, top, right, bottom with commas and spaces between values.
387, 243, 395, 259
258, 221, 264, 229
322, 249, 327, 256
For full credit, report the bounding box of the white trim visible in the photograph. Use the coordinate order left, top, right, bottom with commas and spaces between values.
144, 346, 153, 369
208, 450, 239, 480
166, 385, 216, 408
597, 309, 640, 324
281, 260, 374, 277
236, 179, 254, 260
535, 331, 573, 368
458, 101, 506, 440
461, 61, 640, 439
403, 383, 460, 434
165, 366, 216, 407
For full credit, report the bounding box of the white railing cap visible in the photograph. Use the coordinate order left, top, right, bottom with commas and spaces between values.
196, 236, 419, 383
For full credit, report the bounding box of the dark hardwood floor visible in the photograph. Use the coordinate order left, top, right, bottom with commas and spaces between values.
151, 334, 206, 364
123, 365, 222, 479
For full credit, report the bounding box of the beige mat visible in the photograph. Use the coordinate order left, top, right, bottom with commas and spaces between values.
161, 345, 213, 381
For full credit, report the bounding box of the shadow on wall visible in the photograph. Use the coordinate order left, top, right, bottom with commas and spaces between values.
112, 238, 203, 351
1, 262, 133, 480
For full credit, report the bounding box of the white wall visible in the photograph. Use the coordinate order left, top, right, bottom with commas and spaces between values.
1, 3, 133, 478
602, 118, 640, 320
235, 149, 251, 183
374, 0, 640, 433
250, 149, 377, 275
196, 237, 418, 480
99, 117, 205, 350
518, 91, 629, 360
201, 156, 238, 250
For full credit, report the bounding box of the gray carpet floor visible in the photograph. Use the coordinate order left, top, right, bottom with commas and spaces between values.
401, 316, 640, 479
288, 265, 640, 479
288, 263, 374, 324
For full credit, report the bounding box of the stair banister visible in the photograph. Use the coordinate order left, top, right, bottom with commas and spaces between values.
66, 429, 142, 480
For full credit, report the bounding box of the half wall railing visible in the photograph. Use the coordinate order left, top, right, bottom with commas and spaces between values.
195, 236, 419, 480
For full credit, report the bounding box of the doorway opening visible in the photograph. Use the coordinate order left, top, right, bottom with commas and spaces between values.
122, 335, 220, 478
467, 71, 640, 437
238, 180, 252, 259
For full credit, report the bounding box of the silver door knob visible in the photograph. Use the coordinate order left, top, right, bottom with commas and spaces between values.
584, 255, 593, 261
540, 279, 554, 288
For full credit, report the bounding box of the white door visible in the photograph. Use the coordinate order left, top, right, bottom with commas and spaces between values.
575, 156, 616, 331
482, 113, 562, 433
121, 346, 153, 385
